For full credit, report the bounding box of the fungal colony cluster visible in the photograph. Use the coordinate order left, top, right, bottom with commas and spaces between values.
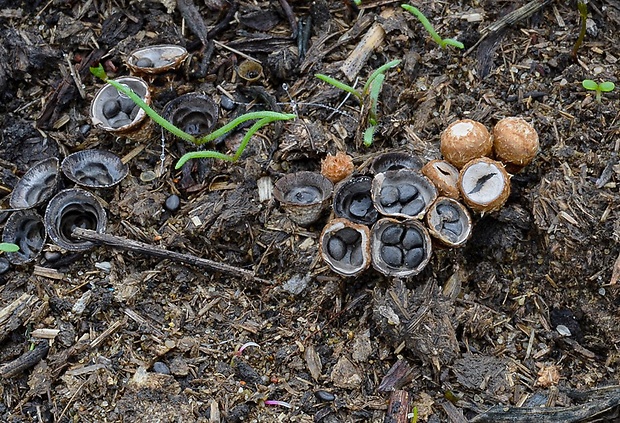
274, 117, 539, 278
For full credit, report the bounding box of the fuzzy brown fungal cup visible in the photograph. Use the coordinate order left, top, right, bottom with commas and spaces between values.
493, 117, 539, 173
421, 160, 460, 200
440, 119, 492, 169
321, 152, 354, 184
458, 157, 510, 213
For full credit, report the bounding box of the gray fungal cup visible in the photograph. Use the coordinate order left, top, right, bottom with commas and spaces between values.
370, 218, 432, 277
62, 150, 128, 188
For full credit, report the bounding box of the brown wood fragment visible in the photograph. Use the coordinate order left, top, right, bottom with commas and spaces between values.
0, 292, 39, 343
441, 400, 468, 423
0, 341, 49, 378
384, 390, 409, 423
90, 318, 126, 349
72, 228, 273, 284
465, 0, 553, 56
378, 358, 416, 392
470, 385, 620, 422
610, 251, 620, 285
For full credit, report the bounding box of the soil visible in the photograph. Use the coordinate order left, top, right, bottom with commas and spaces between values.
1, 0, 620, 422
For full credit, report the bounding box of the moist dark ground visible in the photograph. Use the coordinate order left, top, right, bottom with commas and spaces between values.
1, 0, 620, 422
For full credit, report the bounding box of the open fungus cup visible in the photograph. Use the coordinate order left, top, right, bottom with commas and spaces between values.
162, 93, 219, 142
2, 210, 47, 265
333, 175, 378, 226
126, 44, 188, 76
45, 188, 107, 252
9, 157, 60, 210
90, 76, 152, 140
273, 171, 333, 226
320, 218, 371, 277
371, 170, 438, 220
62, 150, 128, 189
370, 218, 432, 278
425, 197, 472, 247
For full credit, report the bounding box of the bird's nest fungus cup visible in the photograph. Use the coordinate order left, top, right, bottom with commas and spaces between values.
126, 44, 188, 76
162, 93, 219, 142
273, 171, 333, 226
370, 218, 432, 277
371, 170, 438, 220
90, 76, 152, 141
61, 150, 129, 189
425, 197, 472, 247
320, 218, 371, 277
45, 188, 107, 251
9, 157, 60, 210
2, 210, 47, 265
333, 176, 379, 226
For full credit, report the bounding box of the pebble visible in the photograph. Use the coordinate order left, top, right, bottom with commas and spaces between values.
350, 243, 363, 267
152, 361, 171, 374
379, 185, 399, 206
349, 194, 372, 218
220, 95, 236, 111
381, 226, 403, 245
397, 183, 418, 202
315, 390, 335, 402
118, 95, 136, 114
0, 257, 10, 275
336, 228, 359, 244
381, 245, 403, 267
437, 204, 459, 221
404, 248, 424, 269
402, 228, 423, 249
102, 99, 120, 119
165, 194, 180, 212
443, 220, 463, 237
44, 251, 62, 263
401, 197, 425, 216
327, 236, 346, 261
136, 57, 154, 68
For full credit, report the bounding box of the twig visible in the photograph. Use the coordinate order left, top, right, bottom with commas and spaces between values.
0, 342, 49, 378
72, 228, 273, 284
464, 0, 553, 56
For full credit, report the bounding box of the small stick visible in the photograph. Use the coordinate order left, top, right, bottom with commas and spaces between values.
72, 228, 273, 284
384, 390, 410, 423
0, 342, 49, 378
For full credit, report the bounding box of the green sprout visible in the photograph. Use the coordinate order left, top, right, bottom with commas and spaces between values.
582, 79, 616, 103
401, 4, 464, 50
0, 243, 19, 253
571, 1, 588, 60
89, 64, 296, 168
315, 59, 401, 146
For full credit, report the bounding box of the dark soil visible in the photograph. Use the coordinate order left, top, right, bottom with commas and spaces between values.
1, 0, 620, 422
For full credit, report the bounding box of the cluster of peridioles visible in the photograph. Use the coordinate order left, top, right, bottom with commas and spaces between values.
90, 44, 224, 144
1, 150, 129, 265
306, 116, 539, 278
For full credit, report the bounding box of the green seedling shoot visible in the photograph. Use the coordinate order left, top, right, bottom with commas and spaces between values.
0, 242, 19, 253
315, 59, 401, 146
571, 1, 588, 60
401, 4, 464, 49
90, 64, 296, 168
582, 79, 615, 103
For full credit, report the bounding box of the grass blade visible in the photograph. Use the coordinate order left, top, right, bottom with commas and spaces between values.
315, 74, 362, 100
363, 59, 401, 94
